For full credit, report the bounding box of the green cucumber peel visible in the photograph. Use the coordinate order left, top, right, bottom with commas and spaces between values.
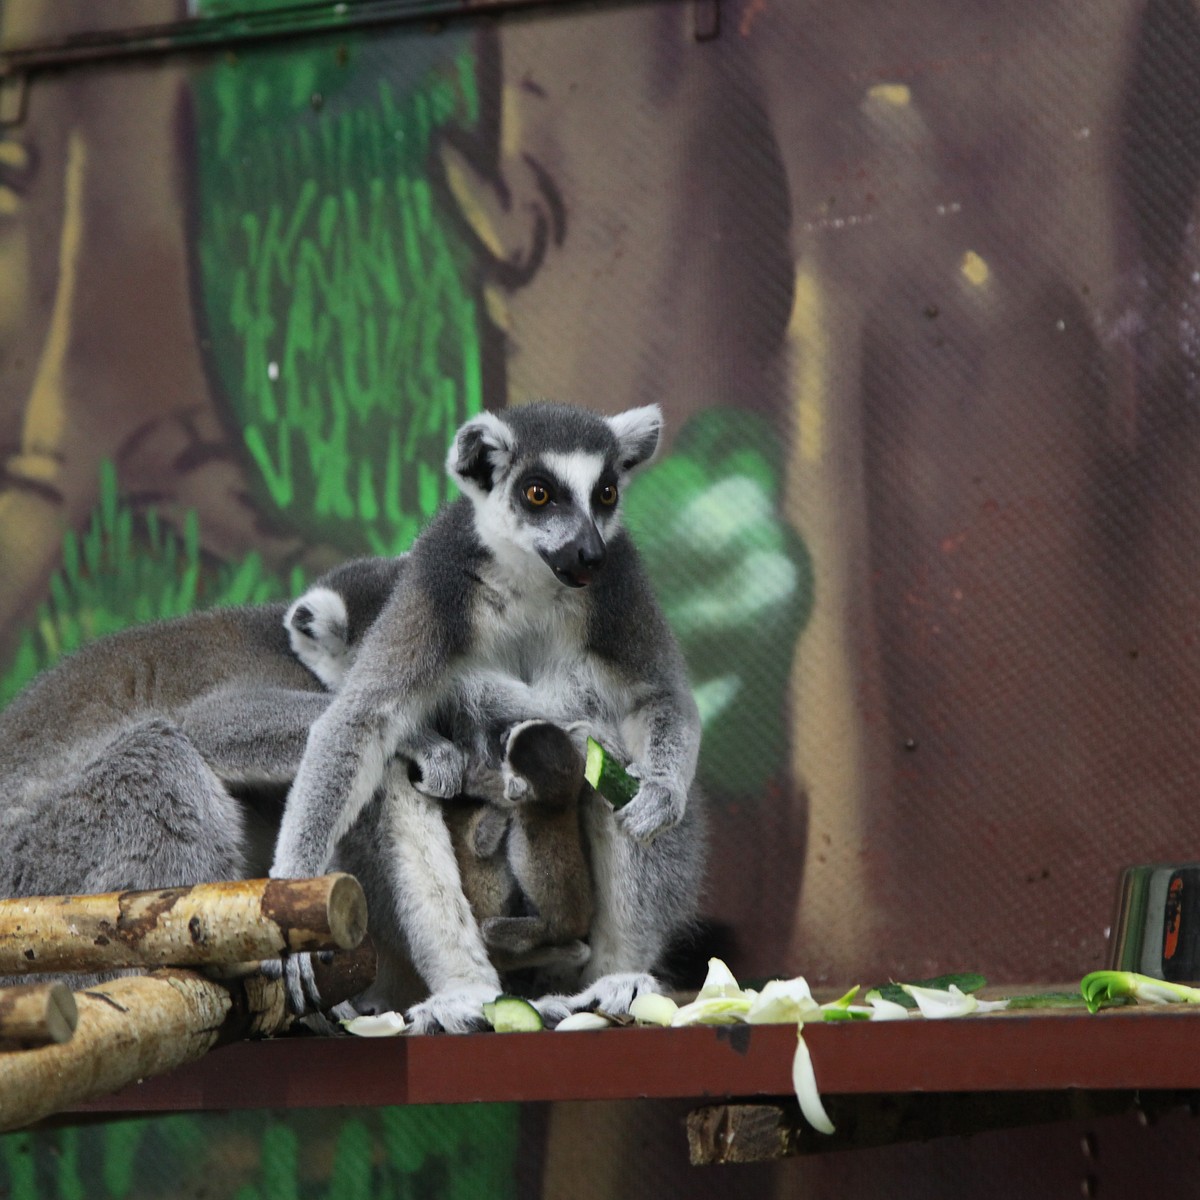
1005, 991, 1131, 1010
870, 973, 988, 1010
584, 737, 639, 809
484, 995, 544, 1033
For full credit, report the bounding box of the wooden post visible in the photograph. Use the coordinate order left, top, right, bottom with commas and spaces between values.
0, 942, 374, 1132
0, 982, 77, 1048
0, 875, 367, 975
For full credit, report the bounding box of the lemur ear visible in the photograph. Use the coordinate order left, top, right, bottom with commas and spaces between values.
447, 411, 515, 494
607, 404, 663, 473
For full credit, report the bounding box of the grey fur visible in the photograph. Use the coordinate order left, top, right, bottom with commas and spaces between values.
272, 402, 706, 1032
288, 578, 597, 986
0, 604, 331, 990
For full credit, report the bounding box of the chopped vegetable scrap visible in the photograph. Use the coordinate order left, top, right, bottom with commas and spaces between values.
899, 982, 1009, 1019
340, 1011, 407, 1037
483, 995, 545, 1032
869, 973, 987, 1010
1080, 970, 1200, 1014
584, 737, 640, 809
554, 1011, 614, 1032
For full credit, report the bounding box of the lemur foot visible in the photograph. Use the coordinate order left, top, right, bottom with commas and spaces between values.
261, 952, 324, 1016
535, 972, 663, 1027
405, 984, 496, 1035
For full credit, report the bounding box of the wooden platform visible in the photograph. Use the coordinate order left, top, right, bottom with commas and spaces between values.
71, 1001, 1200, 1115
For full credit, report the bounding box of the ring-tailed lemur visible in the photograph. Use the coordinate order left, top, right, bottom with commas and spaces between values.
271, 402, 707, 1033
289, 564, 600, 997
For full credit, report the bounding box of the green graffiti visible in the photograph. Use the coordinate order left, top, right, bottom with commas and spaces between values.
195, 42, 482, 558
625, 408, 814, 799
260, 1124, 299, 1200
1, 1132, 37, 1200
101, 1120, 146, 1200
53, 1129, 84, 1200
0, 463, 300, 706
325, 1119, 372, 1200
379, 1105, 519, 1200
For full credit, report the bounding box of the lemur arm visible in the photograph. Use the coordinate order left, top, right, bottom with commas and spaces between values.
615, 678, 702, 844
270, 687, 399, 879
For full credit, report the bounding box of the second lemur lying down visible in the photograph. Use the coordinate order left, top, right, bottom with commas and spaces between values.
288, 561, 595, 977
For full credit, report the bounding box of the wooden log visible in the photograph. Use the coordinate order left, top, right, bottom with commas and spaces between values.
687, 1104, 800, 1165
0, 875, 367, 975
0, 942, 374, 1132
0, 982, 77, 1049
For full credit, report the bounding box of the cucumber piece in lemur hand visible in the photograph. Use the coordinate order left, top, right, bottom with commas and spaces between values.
584, 737, 640, 809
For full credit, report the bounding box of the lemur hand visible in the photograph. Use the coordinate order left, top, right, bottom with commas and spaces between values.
615, 777, 686, 844
408, 738, 467, 799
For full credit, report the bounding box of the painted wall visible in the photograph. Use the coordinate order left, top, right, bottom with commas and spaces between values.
4, 0, 1200, 1194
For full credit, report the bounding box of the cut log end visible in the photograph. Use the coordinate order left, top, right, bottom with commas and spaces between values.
324, 874, 369, 951
0, 981, 79, 1048
261, 874, 368, 953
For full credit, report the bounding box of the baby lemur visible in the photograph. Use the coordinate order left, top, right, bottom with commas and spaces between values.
454, 720, 594, 977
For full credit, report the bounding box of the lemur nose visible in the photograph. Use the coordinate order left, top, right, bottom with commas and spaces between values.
579, 543, 606, 570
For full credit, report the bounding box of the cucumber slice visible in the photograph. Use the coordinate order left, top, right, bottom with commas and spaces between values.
483, 995, 545, 1033
584, 737, 639, 809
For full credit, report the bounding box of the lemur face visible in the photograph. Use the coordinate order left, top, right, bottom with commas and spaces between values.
509, 449, 619, 587
449, 403, 662, 589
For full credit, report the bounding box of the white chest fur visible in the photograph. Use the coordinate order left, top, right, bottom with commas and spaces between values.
466, 561, 628, 749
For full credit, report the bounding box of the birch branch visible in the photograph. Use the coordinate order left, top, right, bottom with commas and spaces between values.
0, 875, 367, 976
0, 942, 374, 1132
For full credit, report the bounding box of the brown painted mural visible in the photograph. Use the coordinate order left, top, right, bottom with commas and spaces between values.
4, 0, 1200, 1194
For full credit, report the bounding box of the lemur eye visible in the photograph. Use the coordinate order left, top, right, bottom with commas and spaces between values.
597, 483, 618, 507
525, 481, 551, 507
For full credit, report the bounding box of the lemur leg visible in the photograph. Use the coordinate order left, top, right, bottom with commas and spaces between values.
350, 761, 501, 1032
534, 790, 706, 1023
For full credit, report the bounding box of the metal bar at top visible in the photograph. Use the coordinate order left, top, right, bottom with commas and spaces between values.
0, 0, 620, 77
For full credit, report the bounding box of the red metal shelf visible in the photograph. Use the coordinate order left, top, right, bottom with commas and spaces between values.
73, 1005, 1200, 1115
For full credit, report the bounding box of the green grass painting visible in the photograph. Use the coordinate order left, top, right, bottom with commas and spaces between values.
0, 463, 301, 706
195, 42, 483, 556
0, 1106, 519, 1200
